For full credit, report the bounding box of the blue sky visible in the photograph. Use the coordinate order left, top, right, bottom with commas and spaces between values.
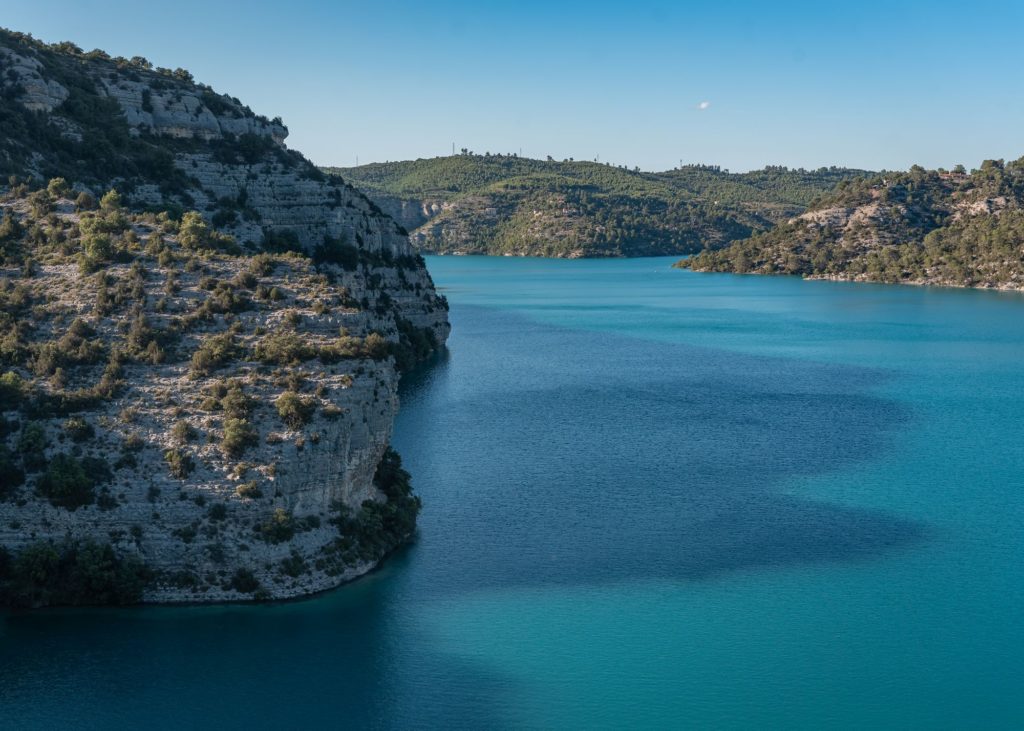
4, 1, 1022, 172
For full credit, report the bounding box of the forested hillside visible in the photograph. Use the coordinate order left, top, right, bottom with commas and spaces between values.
681, 159, 1024, 290
328, 155, 869, 257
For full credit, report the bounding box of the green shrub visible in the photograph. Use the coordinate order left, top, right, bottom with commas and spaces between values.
171, 420, 196, 444
232, 271, 257, 290
252, 332, 315, 366
392, 317, 438, 371
220, 385, 254, 419
331, 448, 421, 560
0, 539, 150, 608
0, 207, 22, 241
17, 421, 48, 471
279, 552, 308, 578
221, 418, 258, 458
275, 391, 315, 429
256, 507, 295, 543
371, 447, 421, 539
248, 253, 275, 276
63, 417, 94, 442
363, 333, 389, 360
313, 236, 359, 269
177, 211, 237, 252
172, 523, 198, 543
228, 567, 260, 594
79, 232, 114, 272
190, 333, 238, 376
0, 371, 26, 410
122, 432, 145, 452
75, 192, 97, 211
35, 453, 96, 509
261, 229, 302, 254
235, 480, 262, 499
158, 248, 175, 267
2, 542, 60, 607
199, 282, 251, 314
208, 502, 227, 522
99, 189, 122, 211
164, 448, 194, 479
96, 488, 118, 510
30, 320, 107, 376
47, 178, 71, 199
81, 455, 113, 484
318, 334, 388, 363
125, 313, 158, 359
0, 445, 25, 499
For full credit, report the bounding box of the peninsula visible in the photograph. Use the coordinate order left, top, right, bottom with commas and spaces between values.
0, 29, 449, 605
680, 160, 1024, 290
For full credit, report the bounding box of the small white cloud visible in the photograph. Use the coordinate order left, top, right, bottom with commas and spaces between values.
698, 101, 711, 110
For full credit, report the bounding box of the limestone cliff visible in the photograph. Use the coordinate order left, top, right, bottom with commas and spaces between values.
0, 29, 448, 604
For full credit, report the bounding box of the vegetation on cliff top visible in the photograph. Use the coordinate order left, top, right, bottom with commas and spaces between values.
0, 179, 428, 606
328, 155, 871, 257
0, 27, 444, 606
0, 28, 290, 196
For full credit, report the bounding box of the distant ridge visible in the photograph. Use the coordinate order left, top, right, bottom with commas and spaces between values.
328, 155, 871, 258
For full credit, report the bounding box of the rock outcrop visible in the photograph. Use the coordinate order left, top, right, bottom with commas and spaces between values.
0, 29, 448, 604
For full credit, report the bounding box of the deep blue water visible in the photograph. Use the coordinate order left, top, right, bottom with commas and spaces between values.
2, 256, 1024, 729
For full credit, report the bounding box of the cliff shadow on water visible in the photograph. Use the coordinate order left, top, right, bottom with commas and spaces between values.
0, 570, 513, 730
391, 302, 929, 596
0, 300, 932, 730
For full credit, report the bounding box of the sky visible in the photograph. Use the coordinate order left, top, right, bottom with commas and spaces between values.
4, 0, 1023, 172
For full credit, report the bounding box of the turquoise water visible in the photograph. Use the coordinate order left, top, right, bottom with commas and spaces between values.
2, 256, 1024, 729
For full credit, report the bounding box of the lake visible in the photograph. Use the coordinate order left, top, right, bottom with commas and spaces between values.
2, 256, 1023, 729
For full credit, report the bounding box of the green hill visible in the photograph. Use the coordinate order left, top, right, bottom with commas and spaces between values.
327, 156, 870, 258
680, 159, 1024, 290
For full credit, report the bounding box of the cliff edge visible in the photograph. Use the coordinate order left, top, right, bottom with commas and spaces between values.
0, 29, 449, 605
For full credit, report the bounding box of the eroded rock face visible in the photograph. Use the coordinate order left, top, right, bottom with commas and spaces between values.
97, 76, 288, 142
370, 195, 446, 233
0, 32, 449, 603
0, 243, 425, 601
0, 46, 69, 111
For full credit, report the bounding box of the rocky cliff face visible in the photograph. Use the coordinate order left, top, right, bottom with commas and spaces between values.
370, 194, 444, 233
0, 30, 448, 604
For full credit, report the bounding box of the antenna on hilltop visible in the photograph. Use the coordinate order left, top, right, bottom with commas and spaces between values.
452, 142, 455, 156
